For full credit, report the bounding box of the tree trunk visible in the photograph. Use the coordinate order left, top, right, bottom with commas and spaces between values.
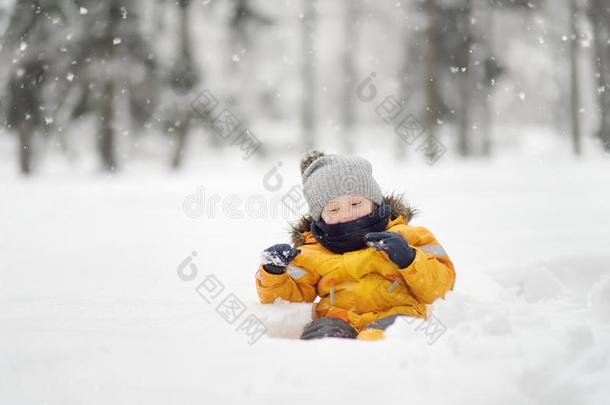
480, 0, 495, 157
171, 119, 189, 169
569, 0, 581, 156
96, 1, 122, 172
423, 0, 440, 157
590, 0, 610, 152
301, 0, 316, 152
99, 80, 116, 171
18, 121, 33, 175
457, 1, 473, 157
396, 21, 412, 161
171, 0, 193, 169
341, 0, 358, 154
457, 0, 473, 157
179, 0, 193, 69
9, 59, 45, 175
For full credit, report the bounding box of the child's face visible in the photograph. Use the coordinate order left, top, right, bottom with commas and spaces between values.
320, 195, 376, 224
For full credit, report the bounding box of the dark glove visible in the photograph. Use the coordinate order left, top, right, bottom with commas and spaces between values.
261, 244, 301, 275
365, 232, 415, 269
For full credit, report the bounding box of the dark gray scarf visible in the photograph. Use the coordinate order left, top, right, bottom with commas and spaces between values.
310, 203, 392, 254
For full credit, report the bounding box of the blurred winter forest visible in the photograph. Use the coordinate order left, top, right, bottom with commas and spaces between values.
1, 0, 609, 175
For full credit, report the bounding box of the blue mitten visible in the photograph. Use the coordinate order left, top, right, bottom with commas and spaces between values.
261, 244, 301, 275
365, 232, 415, 269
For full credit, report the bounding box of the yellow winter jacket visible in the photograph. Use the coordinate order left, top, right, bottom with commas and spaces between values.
255, 195, 456, 332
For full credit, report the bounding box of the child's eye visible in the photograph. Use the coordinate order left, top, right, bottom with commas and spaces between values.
330, 208, 339, 213
352, 201, 362, 206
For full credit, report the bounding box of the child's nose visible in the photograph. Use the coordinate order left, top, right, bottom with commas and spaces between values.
338, 209, 359, 223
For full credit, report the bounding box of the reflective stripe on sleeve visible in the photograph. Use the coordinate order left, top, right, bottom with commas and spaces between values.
287, 265, 307, 280
418, 244, 448, 257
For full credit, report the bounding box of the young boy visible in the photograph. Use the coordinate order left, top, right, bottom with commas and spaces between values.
255, 151, 456, 340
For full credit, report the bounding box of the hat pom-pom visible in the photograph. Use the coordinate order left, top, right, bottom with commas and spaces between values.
300, 150, 325, 175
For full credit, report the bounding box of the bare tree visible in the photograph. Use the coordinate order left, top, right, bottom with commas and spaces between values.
589, 0, 610, 152
456, 0, 473, 157
569, 0, 582, 155
170, 0, 200, 169
341, 0, 360, 154
478, 0, 500, 157
223, 0, 272, 155
424, 0, 441, 145
301, 0, 317, 152
396, 13, 417, 161
63, 0, 157, 172
2, 0, 62, 174
8, 60, 46, 174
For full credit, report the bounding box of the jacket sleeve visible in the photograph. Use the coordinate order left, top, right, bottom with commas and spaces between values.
255, 248, 321, 304
394, 225, 456, 305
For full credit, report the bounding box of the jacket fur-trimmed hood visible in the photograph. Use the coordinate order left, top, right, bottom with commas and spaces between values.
288, 193, 418, 247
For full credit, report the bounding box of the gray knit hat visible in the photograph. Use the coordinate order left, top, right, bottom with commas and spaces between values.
300, 150, 383, 221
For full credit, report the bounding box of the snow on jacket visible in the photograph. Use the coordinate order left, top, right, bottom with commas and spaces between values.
255, 194, 456, 332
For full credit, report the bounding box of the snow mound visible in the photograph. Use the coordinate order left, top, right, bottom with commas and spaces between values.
250, 299, 312, 339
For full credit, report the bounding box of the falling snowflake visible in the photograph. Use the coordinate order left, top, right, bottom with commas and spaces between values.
80, 7, 88, 15
113, 38, 122, 45
19, 41, 27, 51
519, 92, 526, 101
66, 72, 74, 82
232, 54, 240, 63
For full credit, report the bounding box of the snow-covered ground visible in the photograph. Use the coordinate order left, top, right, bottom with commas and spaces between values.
1, 147, 609, 404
